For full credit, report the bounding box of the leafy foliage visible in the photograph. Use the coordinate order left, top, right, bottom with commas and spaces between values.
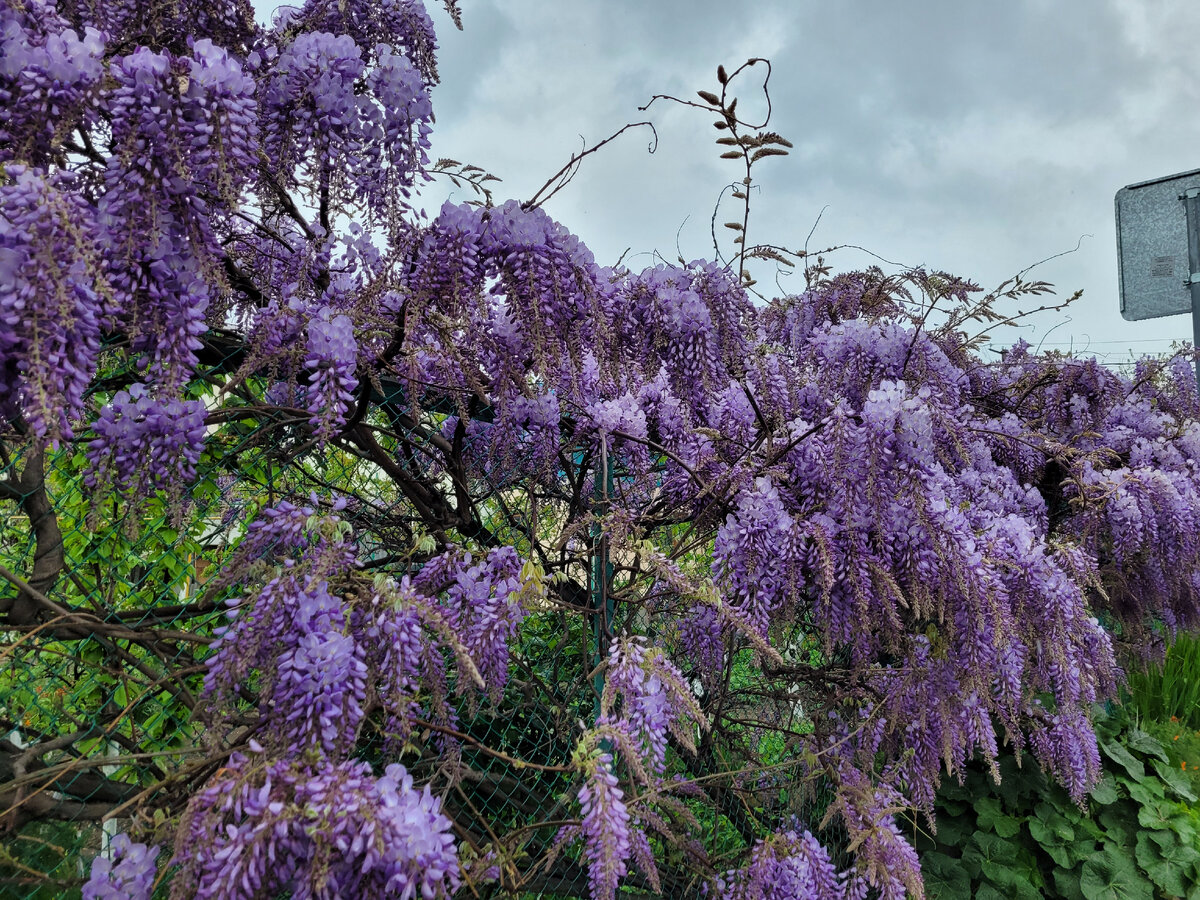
919, 706, 1200, 900
1127, 633, 1200, 730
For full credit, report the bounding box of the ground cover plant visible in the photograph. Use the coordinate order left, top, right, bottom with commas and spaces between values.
5, 0, 1200, 897
920, 704, 1200, 899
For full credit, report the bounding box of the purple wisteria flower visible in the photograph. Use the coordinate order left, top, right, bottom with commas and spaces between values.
717, 831, 844, 900
0, 167, 102, 443
83, 834, 159, 900
85, 384, 207, 498
578, 751, 632, 900
714, 477, 798, 637
304, 308, 359, 437
174, 757, 459, 900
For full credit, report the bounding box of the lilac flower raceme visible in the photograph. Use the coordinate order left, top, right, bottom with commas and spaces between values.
569, 639, 703, 899
274, 588, 369, 755
60, 0, 255, 55
99, 39, 257, 392
205, 501, 542, 759
261, 27, 432, 215
717, 831, 845, 900
83, 835, 159, 900
0, 167, 103, 442
714, 477, 799, 637
84, 385, 207, 501
0, 2, 104, 168
206, 576, 370, 755
577, 752, 632, 900
602, 637, 699, 776
304, 308, 359, 437
298, 0, 441, 84
173, 757, 459, 900
438, 546, 528, 701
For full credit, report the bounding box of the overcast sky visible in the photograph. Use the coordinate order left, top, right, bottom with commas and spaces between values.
410, 0, 1200, 366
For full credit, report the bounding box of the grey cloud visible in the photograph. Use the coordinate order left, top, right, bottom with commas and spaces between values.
275, 0, 1200, 358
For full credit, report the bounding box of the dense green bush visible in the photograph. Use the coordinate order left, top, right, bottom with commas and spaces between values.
919, 705, 1200, 899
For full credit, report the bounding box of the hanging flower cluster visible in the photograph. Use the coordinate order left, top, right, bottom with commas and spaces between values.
84, 385, 207, 502
82, 834, 159, 900
0, 168, 103, 442
304, 309, 359, 436
173, 756, 458, 900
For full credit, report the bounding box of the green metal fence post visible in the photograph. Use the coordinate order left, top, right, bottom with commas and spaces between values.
591, 437, 614, 723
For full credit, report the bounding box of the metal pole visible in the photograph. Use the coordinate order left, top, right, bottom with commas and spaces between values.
591, 438, 614, 723
1180, 188, 1200, 391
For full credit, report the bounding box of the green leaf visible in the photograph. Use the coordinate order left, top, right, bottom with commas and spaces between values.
976, 796, 1023, 838
981, 859, 1044, 899
921, 851, 971, 899
938, 797, 969, 817
1034, 802, 1077, 841
995, 754, 1043, 808
1150, 757, 1199, 802
964, 831, 1018, 867
1075, 815, 1107, 843
1133, 830, 1167, 869
932, 814, 970, 848
1136, 829, 1200, 895
1079, 843, 1155, 900
1027, 809, 1074, 868
1125, 729, 1169, 762
1089, 773, 1120, 805
1136, 799, 1194, 836
1054, 865, 1088, 900
992, 814, 1022, 839
1101, 740, 1146, 780
938, 779, 971, 803
1068, 838, 1102, 867
1124, 776, 1165, 806
1099, 805, 1137, 847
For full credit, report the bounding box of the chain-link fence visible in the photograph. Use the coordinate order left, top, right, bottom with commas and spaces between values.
0, 340, 842, 899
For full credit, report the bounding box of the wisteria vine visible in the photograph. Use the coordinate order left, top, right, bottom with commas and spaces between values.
5, 1, 1200, 899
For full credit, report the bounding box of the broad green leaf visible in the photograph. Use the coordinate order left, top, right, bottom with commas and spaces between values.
1068, 838, 1102, 867
1079, 843, 1155, 900
1136, 829, 1200, 895
995, 754, 1045, 808
1098, 806, 1136, 848
964, 831, 1019, 866
981, 858, 1044, 899
1075, 816, 1107, 843
1054, 864, 1088, 900
921, 851, 971, 899
1137, 799, 1194, 837
976, 796, 1022, 838
1034, 802, 1076, 841
1026, 815, 1073, 868
1124, 776, 1165, 806
1101, 740, 1146, 780
932, 814, 970, 848
1089, 774, 1120, 805
1125, 729, 1169, 762
1150, 757, 1199, 803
